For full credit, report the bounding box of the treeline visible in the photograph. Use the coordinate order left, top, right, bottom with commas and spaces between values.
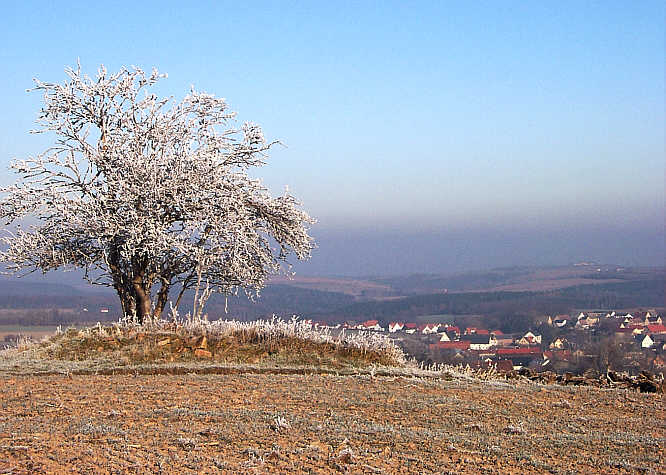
208, 285, 355, 320
1, 277, 662, 328
0, 285, 355, 325
0, 309, 117, 326
314, 279, 665, 327
0, 294, 115, 310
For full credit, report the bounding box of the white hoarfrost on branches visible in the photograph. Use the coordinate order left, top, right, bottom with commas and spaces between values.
0, 63, 315, 323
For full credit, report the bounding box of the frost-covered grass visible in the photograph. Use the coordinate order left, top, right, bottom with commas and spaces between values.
0, 317, 529, 385
168, 315, 407, 363
0, 316, 409, 373
0, 318, 535, 387
0, 317, 515, 383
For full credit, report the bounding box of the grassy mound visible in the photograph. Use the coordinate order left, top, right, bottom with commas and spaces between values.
10, 318, 406, 371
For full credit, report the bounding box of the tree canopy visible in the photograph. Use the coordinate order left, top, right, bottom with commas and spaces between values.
0, 63, 315, 322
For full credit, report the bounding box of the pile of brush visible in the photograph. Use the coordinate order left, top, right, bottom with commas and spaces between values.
509, 367, 664, 393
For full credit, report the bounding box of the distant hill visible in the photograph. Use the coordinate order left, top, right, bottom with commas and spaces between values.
0, 265, 662, 326
0, 280, 355, 324
201, 285, 356, 320
0, 280, 108, 297
367, 265, 662, 294
311, 278, 665, 325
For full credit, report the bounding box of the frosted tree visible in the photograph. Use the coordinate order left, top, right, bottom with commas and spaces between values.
0, 63, 315, 323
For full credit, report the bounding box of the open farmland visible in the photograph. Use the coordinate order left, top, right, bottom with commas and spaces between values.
0, 372, 663, 474
268, 276, 395, 299
0, 325, 85, 344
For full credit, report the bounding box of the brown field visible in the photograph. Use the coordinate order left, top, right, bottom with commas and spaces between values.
0, 326, 67, 343
482, 277, 624, 292
0, 372, 663, 474
268, 276, 395, 298
476, 267, 626, 292
268, 266, 655, 296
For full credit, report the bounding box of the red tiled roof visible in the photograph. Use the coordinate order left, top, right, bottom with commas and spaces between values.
363, 320, 379, 327
476, 329, 490, 335
404, 323, 417, 329
647, 324, 666, 334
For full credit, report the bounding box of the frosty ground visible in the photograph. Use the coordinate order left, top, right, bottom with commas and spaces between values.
0, 372, 663, 474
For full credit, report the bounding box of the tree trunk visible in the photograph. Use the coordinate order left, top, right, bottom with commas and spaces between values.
108, 243, 138, 320
115, 287, 136, 320
132, 275, 152, 324
112, 275, 136, 320
153, 281, 170, 320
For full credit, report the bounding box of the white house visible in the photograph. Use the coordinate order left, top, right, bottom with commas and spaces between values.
552, 317, 569, 328
361, 320, 383, 331
549, 337, 569, 350
420, 323, 440, 335
639, 334, 654, 349
644, 312, 662, 325
462, 333, 496, 351
517, 331, 541, 346
576, 313, 600, 329
388, 322, 404, 333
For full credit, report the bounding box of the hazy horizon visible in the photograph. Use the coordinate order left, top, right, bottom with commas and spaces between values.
1, 1, 663, 279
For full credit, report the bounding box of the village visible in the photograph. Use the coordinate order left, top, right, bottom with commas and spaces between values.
304, 310, 666, 375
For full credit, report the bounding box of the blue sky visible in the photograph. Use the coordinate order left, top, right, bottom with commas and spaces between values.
1, 1, 663, 275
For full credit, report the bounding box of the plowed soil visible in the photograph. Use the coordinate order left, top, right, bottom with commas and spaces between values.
0, 373, 663, 474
